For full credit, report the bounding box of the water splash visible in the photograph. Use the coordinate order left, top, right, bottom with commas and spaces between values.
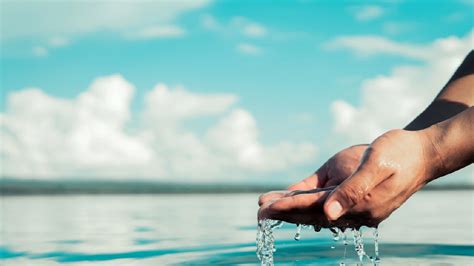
256, 219, 283, 265
256, 221, 381, 265
353, 228, 373, 264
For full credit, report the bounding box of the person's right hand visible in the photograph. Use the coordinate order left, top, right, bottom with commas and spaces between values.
258, 144, 368, 209
258, 129, 442, 228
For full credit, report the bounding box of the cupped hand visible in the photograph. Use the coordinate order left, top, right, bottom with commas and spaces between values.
257, 144, 368, 224
258, 129, 438, 228
323, 129, 438, 227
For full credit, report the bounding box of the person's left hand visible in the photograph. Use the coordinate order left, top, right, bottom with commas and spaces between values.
257, 144, 367, 226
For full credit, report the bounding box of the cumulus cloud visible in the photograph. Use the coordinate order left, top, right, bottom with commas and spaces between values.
328, 31, 473, 144
327, 31, 474, 184
0, 75, 317, 181
351, 5, 385, 21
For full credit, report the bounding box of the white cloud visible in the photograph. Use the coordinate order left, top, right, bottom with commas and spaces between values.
30, 37, 70, 57
1, 1, 209, 40
325, 35, 431, 59
327, 31, 473, 144
32, 46, 48, 57
327, 31, 474, 184
0, 75, 317, 181
126, 25, 186, 40
236, 43, 262, 55
231, 17, 267, 38
352, 5, 385, 21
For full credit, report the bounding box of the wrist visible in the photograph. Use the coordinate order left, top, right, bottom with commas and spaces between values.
417, 126, 447, 183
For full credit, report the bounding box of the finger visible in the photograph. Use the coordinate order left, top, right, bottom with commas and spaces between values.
258, 190, 291, 206
268, 209, 331, 226
258, 191, 330, 221
287, 164, 328, 191
324, 152, 390, 221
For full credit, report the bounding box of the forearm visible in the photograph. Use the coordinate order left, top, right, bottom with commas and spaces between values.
405, 50, 474, 130
421, 107, 474, 182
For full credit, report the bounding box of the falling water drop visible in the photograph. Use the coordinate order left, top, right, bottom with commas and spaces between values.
294, 224, 302, 241
341, 229, 348, 266
330, 227, 341, 241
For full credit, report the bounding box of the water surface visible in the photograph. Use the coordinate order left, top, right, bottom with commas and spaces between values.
1, 191, 473, 265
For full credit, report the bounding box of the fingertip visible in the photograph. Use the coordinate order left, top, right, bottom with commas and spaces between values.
324, 198, 343, 221
258, 191, 289, 206
257, 200, 274, 221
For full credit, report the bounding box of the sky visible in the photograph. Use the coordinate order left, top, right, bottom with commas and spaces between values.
0, 0, 473, 185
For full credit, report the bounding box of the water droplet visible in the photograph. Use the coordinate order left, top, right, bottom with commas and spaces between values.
330, 227, 340, 241
294, 224, 302, 241
372, 227, 381, 266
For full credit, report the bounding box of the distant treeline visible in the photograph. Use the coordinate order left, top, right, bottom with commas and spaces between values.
1, 178, 473, 195
0, 178, 285, 195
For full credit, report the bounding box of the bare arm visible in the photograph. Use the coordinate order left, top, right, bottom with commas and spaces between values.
422, 106, 474, 181
322, 107, 474, 224
405, 50, 474, 130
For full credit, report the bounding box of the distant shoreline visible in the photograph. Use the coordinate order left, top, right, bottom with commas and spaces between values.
1, 179, 472, 195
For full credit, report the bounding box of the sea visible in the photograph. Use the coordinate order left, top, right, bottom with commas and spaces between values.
1, 190, 473, 265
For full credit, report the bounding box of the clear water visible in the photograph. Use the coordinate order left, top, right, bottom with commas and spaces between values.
0, 191, 473, 265
256, 219, 283, 265
257, 223, 380, 266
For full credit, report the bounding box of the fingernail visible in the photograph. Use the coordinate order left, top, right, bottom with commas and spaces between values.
327, 201, 343, 220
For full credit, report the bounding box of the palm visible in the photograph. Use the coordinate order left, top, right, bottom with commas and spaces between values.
290, 144, 367, 190
258, 144, 367, 207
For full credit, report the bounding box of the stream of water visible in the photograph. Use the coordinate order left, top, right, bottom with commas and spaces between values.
256, 220, 381, 266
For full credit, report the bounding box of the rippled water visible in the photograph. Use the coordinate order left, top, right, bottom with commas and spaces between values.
1, 191, 473, 265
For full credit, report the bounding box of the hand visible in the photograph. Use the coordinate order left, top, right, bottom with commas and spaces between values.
323, 129, 437, 227
257, 144, 368, 225
258, 129, 438, 228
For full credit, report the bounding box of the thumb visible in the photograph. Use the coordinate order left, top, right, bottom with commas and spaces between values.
323, 157, 389, 221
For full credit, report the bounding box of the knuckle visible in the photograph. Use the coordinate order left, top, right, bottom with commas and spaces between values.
269, 200, 287, 212
340, 184, 364, 207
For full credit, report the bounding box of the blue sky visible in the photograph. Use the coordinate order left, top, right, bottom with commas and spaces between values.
1, 0, 473, 184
